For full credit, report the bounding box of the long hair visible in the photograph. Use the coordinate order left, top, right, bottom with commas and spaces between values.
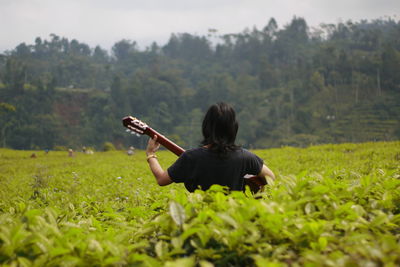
201, 102, 239, 154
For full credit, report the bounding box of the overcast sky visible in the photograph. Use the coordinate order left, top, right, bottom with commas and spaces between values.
1, 0, 399, 53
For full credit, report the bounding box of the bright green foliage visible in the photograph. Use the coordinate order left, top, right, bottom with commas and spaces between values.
0, 142, 399, 266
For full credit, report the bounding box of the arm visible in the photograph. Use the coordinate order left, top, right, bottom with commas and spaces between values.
253, 164, 275, 188
258, 164, 275, 181
146, 135, 173, 186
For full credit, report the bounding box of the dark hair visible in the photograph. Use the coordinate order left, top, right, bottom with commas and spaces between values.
201, 102, 239, 154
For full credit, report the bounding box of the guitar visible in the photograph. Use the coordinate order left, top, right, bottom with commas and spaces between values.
122, 116, 266, 193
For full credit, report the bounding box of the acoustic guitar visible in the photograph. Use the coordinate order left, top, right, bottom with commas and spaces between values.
122, 116, 266, 193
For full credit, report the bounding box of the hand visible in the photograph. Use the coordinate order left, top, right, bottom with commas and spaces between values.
146, 135, 160, 156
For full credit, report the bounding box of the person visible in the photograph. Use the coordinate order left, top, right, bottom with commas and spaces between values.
127, 146, 135, 156
146, 102, 275, 192
82, 146, 94, 155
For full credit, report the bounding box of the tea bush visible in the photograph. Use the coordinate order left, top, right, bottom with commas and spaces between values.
0, 142, 399, 266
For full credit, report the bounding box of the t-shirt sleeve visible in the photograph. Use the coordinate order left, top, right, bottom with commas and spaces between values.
244, 150, 264, 175
167, 152, 191, 183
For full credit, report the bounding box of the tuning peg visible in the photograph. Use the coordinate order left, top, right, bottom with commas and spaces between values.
130, 131, 135, 135
136, 133, 141, 137
126, 129, 131, 133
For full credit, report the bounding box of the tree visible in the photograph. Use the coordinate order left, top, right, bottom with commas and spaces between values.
3, 58, 26, 95
112, 40, 136, 61
110, 75, 125, 112
0, 103, 16, 147
93, 46, 109, 63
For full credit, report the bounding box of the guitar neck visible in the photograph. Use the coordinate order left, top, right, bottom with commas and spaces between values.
144, 127, 184, 156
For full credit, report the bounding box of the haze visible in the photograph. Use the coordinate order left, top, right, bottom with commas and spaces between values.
1, 0, 399, 52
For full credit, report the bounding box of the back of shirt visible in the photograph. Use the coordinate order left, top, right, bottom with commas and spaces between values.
167, 147, 263, 192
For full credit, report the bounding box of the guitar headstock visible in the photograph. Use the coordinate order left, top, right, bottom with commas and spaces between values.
122, 116, 148, 136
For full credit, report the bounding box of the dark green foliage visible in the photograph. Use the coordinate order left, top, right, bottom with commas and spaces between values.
0, 18, 399, 150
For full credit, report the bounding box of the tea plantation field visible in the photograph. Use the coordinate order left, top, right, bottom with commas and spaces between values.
0, 142, 399, 266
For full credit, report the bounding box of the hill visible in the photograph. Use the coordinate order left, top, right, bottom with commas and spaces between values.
0, 17, 399, 150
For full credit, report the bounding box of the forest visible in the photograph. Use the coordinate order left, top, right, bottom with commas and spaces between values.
0, 17, 399, 150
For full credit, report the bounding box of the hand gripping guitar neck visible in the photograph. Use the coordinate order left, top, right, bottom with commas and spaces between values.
122, 116, 266, 193
122, 116, 184, 156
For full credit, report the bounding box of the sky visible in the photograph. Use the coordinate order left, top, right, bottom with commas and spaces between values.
1, 0, 399, 53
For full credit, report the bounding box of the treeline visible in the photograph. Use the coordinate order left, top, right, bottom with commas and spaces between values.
0, 17, 399, 150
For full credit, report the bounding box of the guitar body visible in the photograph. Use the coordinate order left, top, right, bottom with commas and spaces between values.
122, 116, 266, 193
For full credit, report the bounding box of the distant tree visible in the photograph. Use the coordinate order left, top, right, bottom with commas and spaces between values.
93, 45, 109, 63
0, 103, 16, 147
263, 18, 278, 39
3, 58, 26, 95
112, 39, 136, 61
163, 33, 212, 61
110, 75, 124, 109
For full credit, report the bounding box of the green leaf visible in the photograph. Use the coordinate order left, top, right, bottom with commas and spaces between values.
17, 257, 31, 267
305, 202, 315, 214
312, 185, 330, 194
155, 240, 166, 258
252, 255, 284, 267
49, 247, 71, 257
217, 213, 238, 229
169, 201, 186, 226
318, 236, 328, 250
165, 257, 195, 267
199, 260, 214, 267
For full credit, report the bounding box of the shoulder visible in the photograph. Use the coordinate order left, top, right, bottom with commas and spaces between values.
185, 147, 204, 153
181, 147, 206, 159
236, 148, 263, 161
234, 148, 254, 157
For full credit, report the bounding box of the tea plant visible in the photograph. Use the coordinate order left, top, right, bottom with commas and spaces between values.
0, 142, 399, 266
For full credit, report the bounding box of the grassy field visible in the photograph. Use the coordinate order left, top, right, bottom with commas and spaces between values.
0, 142, 399, 266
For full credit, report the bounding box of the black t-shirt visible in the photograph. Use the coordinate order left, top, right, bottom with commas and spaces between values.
167, 147, 263, 192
